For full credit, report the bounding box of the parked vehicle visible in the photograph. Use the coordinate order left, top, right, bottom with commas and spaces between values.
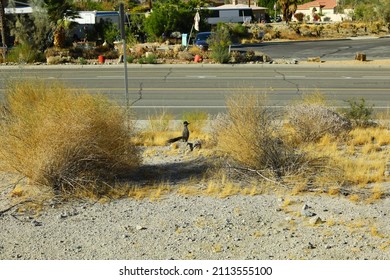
270, 15, 282, 22
194, 32, 213, 50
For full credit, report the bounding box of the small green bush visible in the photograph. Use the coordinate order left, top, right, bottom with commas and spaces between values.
6, 44, 45, 63
145, 54, 158, 64
343, 98, 374, 127
138, 54, 157, 64
0, 81, 141, 194
78, 57, 87, 65
127, 54, 135, 63
230, 23, 248, 42
208, 23, 232, 64
210, 45, 230, 64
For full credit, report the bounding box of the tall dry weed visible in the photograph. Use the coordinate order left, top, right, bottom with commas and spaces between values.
214, 94, 323, 180
0, 81, 141, 194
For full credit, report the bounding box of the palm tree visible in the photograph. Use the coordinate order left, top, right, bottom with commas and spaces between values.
45, 0, 77, 48
0, 0, 7, 60
278, 0, 302, 23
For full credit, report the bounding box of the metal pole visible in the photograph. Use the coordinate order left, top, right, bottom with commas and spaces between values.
187, 24, 194, 49
119, 4, 129, 109
0, 0, 7, 61
274, 2, 277, 21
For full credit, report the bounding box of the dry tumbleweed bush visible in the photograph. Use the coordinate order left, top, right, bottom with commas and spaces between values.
0, 81, 141, 194
287, 104, 351, 143
213, 94, 327, 180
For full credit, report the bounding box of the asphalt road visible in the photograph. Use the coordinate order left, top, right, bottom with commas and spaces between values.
232, 37, 390, 60
1, 63, 389, 118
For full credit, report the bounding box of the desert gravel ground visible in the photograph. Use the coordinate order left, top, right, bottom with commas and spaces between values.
0, 147, 389, 260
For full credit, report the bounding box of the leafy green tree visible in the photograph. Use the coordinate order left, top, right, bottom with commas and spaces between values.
45, 0, 75, 23
258, 0, 277, 10
8, 1, 51, 51
350, 0, 390, 23
44, 0, 77, 47
379, 0, 390, 23
144, 0, 209, 41
30, 0, 51, 50
127, 13, 147, 43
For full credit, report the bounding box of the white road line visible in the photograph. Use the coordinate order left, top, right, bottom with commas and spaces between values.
185, 76, 217, 78
362, 76, 390, 79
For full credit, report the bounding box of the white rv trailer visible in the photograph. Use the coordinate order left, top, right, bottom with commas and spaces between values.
205, 5, 253, 24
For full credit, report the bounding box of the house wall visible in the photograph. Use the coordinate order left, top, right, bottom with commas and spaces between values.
294, 7, 352, 22
206, 8, 252, 24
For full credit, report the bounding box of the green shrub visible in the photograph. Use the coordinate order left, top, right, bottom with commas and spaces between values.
343, 98, 374, 127
138, 54, 157, 64
127, 54, 135, 63
145, 54, 158, 64
0, 81, 141, 194
210, 45, 230, 64
6, 44, 45, 63
103, 21, 120, 44
78, 57, 87, 64
208, 24, 232, 63
230, 23, 248, 42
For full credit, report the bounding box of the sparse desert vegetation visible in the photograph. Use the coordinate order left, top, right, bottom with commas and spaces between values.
0, 82, 387, 204
0, 81, 388, 201
0, 82, 389, 260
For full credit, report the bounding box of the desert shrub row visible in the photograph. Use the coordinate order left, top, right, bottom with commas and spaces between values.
0, 81, 381, 198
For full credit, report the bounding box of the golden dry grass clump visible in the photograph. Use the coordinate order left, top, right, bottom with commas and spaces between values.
132, 110, 176, 146
0, 81, 141, 194
213, 94, 325, 180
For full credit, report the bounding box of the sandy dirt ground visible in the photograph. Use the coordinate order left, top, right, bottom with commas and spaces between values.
0, 146, 389, 260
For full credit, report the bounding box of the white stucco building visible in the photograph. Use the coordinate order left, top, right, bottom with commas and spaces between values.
294, 0, 353, 22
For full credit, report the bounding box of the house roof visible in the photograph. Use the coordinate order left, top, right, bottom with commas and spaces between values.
297, 0, 337, 10
5, 7, 33, 14
208, 4, 267, 11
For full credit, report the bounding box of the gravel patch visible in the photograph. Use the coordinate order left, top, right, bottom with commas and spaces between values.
0, 147, 389, 260
0, 193, 389, 260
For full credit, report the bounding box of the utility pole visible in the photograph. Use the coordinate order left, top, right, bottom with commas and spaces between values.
0, 0, 6, 61
119, 3, 129, 109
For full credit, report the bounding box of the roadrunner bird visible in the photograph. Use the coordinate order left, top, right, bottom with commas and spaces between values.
167, 121, 190, 144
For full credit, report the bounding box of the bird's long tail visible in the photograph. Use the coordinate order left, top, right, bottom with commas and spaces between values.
167, 136, 183, 144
